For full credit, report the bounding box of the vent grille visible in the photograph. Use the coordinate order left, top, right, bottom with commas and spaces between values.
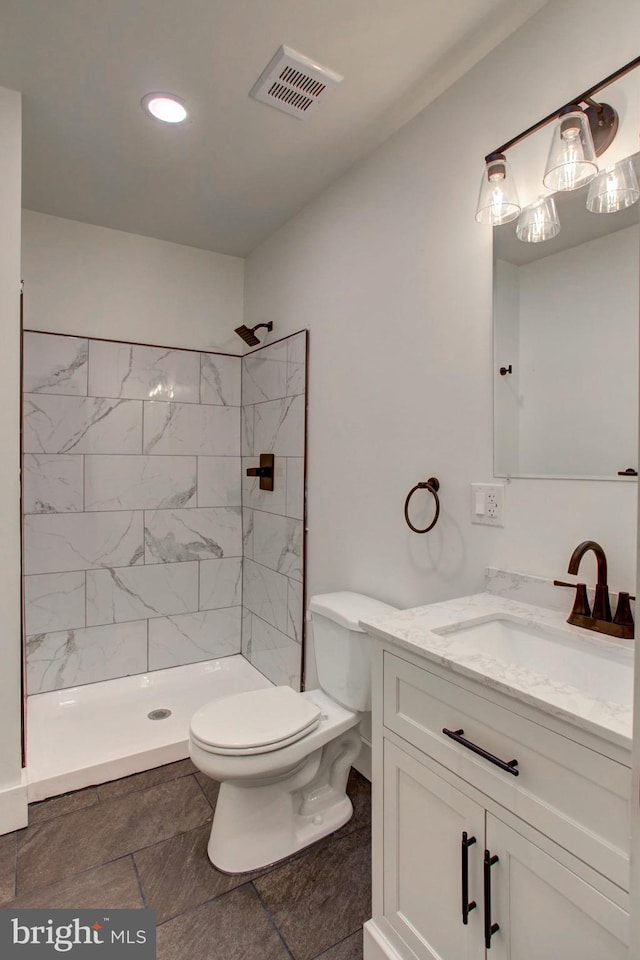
279, 67, 326, 97
267, 82, 315, 113
250, 45, 343, 119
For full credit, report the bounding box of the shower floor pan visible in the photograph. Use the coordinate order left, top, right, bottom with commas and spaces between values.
26, 655, 272, 803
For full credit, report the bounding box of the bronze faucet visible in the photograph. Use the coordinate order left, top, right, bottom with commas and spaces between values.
554, 540, 634, 640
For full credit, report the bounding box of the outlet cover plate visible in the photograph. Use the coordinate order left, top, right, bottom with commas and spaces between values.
471, 483, 505, 527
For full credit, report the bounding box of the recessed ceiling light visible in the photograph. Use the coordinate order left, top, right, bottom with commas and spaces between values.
141, 93, 188, 124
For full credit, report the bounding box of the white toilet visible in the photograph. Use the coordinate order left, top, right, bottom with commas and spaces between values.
189, 591, 397, 873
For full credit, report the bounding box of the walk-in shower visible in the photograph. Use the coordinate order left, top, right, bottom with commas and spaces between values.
22, 328, 308, 801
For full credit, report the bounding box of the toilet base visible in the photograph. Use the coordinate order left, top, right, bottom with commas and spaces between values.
207, 725, 362, 873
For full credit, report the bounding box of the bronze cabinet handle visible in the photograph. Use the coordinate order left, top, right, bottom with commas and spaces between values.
442, 728, 519, 776
484, 850, 500, 948
461, 832, 477, 925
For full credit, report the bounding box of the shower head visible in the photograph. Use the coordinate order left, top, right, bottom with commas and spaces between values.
234, 322, 273, 347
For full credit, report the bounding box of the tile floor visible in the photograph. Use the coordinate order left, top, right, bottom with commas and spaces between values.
0, 760, 371, 960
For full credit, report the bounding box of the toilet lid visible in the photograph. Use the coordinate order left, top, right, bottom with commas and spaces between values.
190, 686, 321, 752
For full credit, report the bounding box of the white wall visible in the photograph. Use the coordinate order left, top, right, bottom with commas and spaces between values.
22, 211, 244, 353
245, 0, 640, 612
0, 87, 27, 830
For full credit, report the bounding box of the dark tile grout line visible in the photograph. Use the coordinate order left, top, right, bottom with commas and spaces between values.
129, 854, 149, 909
249, 880, 297, 960
310, 927, 363, 959
190, 772, 216, 811
154, 880, 255, 927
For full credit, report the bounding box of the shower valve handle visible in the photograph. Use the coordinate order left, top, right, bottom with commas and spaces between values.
246, 466, 270, 477
246, 454, 275, 492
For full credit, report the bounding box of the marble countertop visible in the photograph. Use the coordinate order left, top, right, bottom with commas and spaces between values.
360, 593, 634, 752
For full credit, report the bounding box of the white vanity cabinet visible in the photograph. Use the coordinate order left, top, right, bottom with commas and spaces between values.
364, 641, 631, 960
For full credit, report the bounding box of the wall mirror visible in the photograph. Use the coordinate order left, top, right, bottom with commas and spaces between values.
492, 66, 640, 480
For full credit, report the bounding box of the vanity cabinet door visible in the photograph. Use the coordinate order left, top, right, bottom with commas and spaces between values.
383, 739, 485, 960
485, 814, 628, 960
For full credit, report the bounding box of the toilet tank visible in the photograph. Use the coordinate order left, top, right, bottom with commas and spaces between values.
309, 592, 398, 711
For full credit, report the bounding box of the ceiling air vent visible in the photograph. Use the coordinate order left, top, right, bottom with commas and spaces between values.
250, 45, 343, 119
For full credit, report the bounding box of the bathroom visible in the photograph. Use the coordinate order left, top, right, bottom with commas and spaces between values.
0, 0, 639, 957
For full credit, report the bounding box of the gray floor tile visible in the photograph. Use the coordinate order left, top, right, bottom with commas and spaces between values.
97, 758, 197, 801
194, 771, 220, 809
17, 776, 212, 894
1, 858, 143, 909
29, 787, 100, 825
0, 832, 16, 903
156, 885, 291, 960
254, 828, 371, 960
134, 823, 265, 923
313, 931, 363, 960
9, 759, 370, 959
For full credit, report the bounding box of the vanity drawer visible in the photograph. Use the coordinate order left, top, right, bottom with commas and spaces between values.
383, 651, 631, 889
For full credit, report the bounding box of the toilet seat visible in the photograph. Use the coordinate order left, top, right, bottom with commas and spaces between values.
190, 685, 322, 756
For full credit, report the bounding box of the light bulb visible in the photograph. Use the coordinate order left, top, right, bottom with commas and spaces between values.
141, 93, 188, 124
543, 106, 598, 192
516, 196, 560, 243
475, 153, 521, 226
586, 158, 640, 214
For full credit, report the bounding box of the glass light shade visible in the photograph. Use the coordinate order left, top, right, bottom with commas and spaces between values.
516, 196, 560, 243
543, 107, 598, 192
475, 154, 521, 225
586, 158, 640, 213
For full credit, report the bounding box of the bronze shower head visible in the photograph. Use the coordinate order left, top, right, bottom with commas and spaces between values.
234, 322, 273, 346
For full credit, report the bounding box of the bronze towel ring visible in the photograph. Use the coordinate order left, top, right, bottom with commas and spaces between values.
404, 477, 440, 533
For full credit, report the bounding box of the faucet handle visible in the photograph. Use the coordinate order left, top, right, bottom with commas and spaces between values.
554, 581, 591, 618
613, 592, 635, 633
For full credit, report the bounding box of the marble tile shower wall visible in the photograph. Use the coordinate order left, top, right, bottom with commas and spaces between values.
22, 333, 243, 694
241, 332, 306, 690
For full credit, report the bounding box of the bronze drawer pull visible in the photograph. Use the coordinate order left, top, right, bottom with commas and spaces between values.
442, 728, 519, 776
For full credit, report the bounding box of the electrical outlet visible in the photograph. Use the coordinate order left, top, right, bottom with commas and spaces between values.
471, 483, 505, 526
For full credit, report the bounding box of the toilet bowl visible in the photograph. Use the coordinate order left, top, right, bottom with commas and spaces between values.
189, 591, 397, 873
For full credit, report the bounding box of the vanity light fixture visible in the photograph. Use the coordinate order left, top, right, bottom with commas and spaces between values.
141, 93, 188, 124
474, 153, 521, 225
542, 104, 599, 192
516, 195, 560, 243
475, 55, 640, 230
586, 157, 640, 213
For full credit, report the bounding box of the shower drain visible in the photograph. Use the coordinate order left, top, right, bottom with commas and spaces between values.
148, 708, 172, 720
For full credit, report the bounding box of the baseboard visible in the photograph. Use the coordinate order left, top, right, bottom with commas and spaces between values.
363, 921, 402, 959
0, 772, 28, 834
353, 737, 371, 781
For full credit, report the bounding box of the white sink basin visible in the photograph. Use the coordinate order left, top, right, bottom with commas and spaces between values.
434, 615, 633, 708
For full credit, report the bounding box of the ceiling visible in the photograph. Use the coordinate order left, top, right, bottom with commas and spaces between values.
0, 0, 548, 256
